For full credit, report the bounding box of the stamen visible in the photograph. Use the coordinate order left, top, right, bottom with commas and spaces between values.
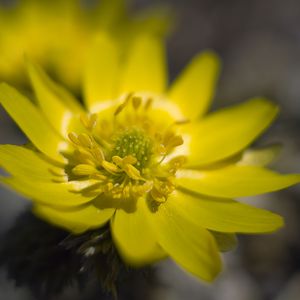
112, 155, 144, 181
90, 147, 105, 164
131, 181, 153, 196
68, 132, 80, 145
168, 156, 187, 170
150, 178, 175, 203
49, 168, 67, 177
52, 177, 68, 183
101, 160, 122, 174
65, 94, 186, 203
123, 164, 144, 181
114, 92, 133, 116
77, 133, 94, 148
166, 135, 184, 150
151, 188, 166, 203
132, 96, 142, 110
72, 164, 98, 176
112, 155, 137, 167
144, 97, 153, 110
175, 119, 190, 125
80, 113, 98, 130
74, 148, 95, 165
90, 173, 107, 181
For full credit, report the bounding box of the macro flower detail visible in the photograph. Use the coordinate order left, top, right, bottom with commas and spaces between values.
0, 33, 299, 282
0, 0, 170, 89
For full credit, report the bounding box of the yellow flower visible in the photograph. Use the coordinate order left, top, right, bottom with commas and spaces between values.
0, 33, 299, 282
0, 0, 170, 90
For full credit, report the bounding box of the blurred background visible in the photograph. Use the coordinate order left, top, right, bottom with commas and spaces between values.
0, 0, 300, 299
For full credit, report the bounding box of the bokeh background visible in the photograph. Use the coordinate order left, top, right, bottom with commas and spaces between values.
1, 0, 300, 299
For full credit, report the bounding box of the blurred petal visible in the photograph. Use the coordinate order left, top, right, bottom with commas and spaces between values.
0, 144, 62, 180
168, 51, 220, 119
27, 60, 83, 137
144, 198, 222, 281
210, 231, 237, 252
0, 83, 67, 162
96, 0, 126, 29
177, 166, 300, 198
119, 34, 167, 94
185, 98, 279, 166
239, 144, 282, 166
0, 176, 95, 208
83, 33, 120, 112
33, 204, 114, 234
168, 190, 283, 233
111, 200, 166, 266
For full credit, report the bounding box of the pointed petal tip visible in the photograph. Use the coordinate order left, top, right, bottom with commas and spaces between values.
195, 50, 221, 66
186, 96, 281, 166
177, 167, 300, 199
250, 97, 280, 115
288, 174, 300, 185
187, 247, 223, 283
168, 49, 220, 120
245, 212, 285, 234
273, 214, 285, 231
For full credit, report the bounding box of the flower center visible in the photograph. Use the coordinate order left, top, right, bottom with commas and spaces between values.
65, 93, 187, 205
112, 129, 152, 170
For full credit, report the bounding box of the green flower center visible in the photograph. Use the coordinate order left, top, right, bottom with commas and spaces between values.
112, 129, 153, 169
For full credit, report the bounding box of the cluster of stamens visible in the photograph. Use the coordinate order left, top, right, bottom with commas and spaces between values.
66, 93, 186, 204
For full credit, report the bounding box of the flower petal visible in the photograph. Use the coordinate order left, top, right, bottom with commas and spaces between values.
83, 33, 120, 112
0, 83, 67, 162
27, 60, 83, 137
111, 201, 166, 266
177, 166, 300, 198
144, 198, 222, 282
168, 190, 283, 233
33, 204, 114, 234
210, 231, 237, 252
239, 144, 282, 166
119, 34, 167, 95
0, 144, 62, 180
0, 176, 95, 208
185, 98, 279, 166
168, 51, 220, 120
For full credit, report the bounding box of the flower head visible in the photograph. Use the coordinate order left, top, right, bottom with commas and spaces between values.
0, 0, 170, 90
0, 33, 299, 282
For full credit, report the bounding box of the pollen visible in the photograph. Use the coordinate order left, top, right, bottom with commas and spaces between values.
112, 129, 153, 169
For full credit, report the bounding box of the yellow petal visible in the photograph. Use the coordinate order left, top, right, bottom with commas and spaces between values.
96, 0, 126, 29
33, 204, 114, 234
177, 166, 300, 198
168, 51, 220, 119
119, 34, 167, 95
0, 83, 66, 162
26, 60, 83, 137
144, 198, 222, 282
210, 231, 237, 252
0, 144, 62, 180
83, 33, 120, 112
168, 190, 283, 233
0, 176, 95, 208
239, 144, 282, 166
111, 200, 166, 266
185, 98, 279, 166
